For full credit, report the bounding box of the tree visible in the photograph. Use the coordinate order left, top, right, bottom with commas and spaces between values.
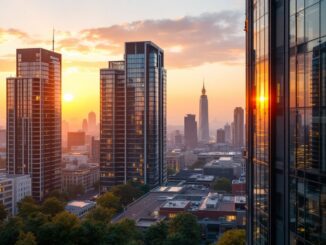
212, 177, 232, 193
86, 206, 116, 224
216, 229, 245, 245
110, 184, 143, 206
97, 192, 122, 211
0, 217, 24, 245
73, 220, 107, 245
105, 219, 143, 245
38, 211, 80, 245
17, 196, 40, 218
167, 212, 201, 245
0, 202, 7, 222
24, 212, 49, 237
145, 221, 168, 245
41, 197, 65, 216
15, 232, 37, 245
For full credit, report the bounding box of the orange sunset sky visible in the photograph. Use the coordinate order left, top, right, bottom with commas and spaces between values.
0, 0, 245, 131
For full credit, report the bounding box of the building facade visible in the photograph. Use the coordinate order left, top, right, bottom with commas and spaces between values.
67, 131, 86, 149
184, 114, 198, 149
246, 0, 326, 244
0, 174, 31, 215
7, 48, 61, 200
199, 84, 210, 142
100, 41, 166, 190
233, 107, 244, 148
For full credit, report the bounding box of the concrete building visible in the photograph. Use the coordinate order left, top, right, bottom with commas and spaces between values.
62, 164, 99, 192
166, 150, 185, 174
0, 174, 31, 215
224, 123, 232, 144
7, 48, 62, 201
203, 157, 243, 180
65, 200, 96, 218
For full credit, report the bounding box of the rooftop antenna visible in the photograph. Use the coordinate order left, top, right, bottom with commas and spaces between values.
52, 28, 55, 51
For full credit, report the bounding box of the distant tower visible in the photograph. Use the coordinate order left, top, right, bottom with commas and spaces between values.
82, 119, 88, 133
88, 112, 96, 133
233, 107, 244, 148
224, 123, 232, 144
199, 82, 209, 142
184, 114, 198, 149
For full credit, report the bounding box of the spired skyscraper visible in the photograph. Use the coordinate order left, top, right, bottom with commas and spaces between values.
246, 0, 325, 244
6, 48, 62, 200
199, 83, 209, 142
100, 41, 166, 190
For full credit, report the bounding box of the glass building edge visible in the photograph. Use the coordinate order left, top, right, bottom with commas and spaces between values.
247, 0, 326, 244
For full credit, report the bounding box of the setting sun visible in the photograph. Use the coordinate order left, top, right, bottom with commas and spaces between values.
63, 93, 74, 102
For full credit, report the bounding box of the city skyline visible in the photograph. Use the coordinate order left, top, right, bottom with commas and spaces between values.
0, 0, 245, 130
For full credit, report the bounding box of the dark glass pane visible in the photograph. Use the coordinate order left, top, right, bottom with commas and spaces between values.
297, 11, 305, 44
305, 4, 320, 42
290, 15, 297, 47
297, 54, 305, 107
297, 0, 305, 11
322, 0, 326, 36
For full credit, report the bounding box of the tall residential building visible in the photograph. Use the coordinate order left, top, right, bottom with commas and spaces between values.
246, 1, 326, 244
224, 123, 232, 144
199, 83, 209, 142
216, 128, 225, 144
184, 114, 198, 149
232, 107, 244, 148
7, 48, 62, 200
100, 41, 166, 190
88, 111, 96, 133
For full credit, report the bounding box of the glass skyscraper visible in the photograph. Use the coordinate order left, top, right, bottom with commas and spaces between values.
246, 0, 326, 244
7, 48, 62, 201
100, 41, 166, 190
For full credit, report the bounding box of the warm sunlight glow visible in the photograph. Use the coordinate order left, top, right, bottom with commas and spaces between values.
64, 93, 74, 102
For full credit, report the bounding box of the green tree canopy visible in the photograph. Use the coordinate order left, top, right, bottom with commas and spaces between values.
97, 192, 122, 212
15, 232, 37, 245
212, 177, 232, 193
167, 212, 201, 245
0, 217, 24, 245
216, 229, 246, 245
86, 206, 116, 224
110, 184, 143, 206
0, 202, 7, 222
41, 197, 65, 216
105, 219, 143, 245
145, 221, 168, 245
17, 196, 40, 219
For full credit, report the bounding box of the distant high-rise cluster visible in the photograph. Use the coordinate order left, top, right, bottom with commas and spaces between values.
100, 41, 166, 190
6, 48, 62, 200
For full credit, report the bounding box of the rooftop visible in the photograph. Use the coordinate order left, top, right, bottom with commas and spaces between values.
162, 200, 190, 209
66, 200, 95, 208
